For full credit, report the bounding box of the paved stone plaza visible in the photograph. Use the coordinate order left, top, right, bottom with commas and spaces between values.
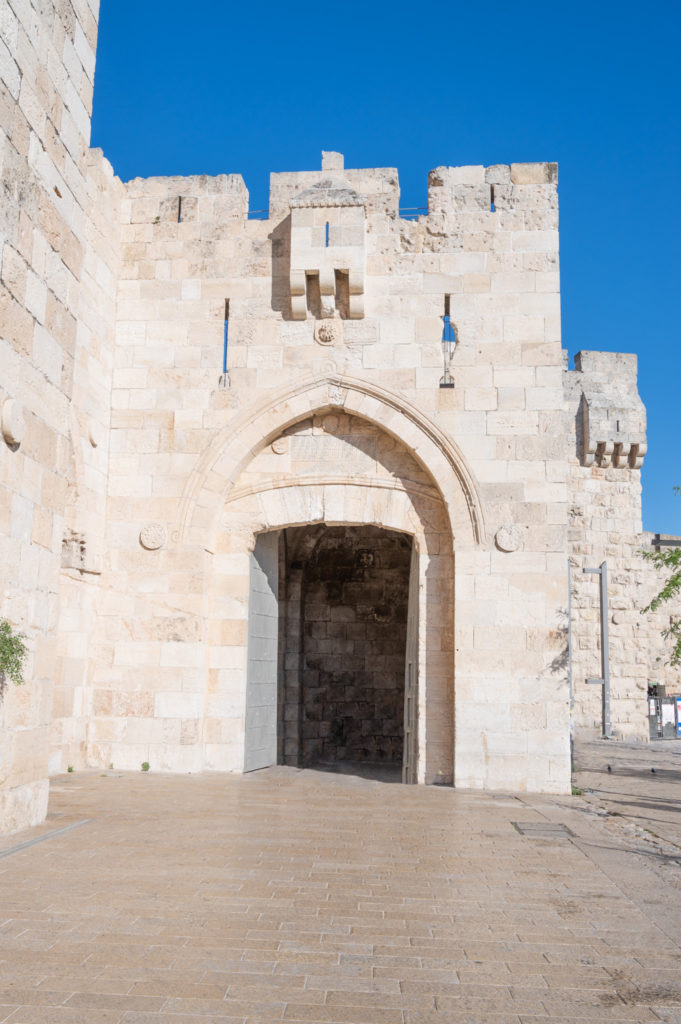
0, 743, 680, 1023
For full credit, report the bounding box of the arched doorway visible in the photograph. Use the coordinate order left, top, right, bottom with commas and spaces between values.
177, 375, 486, 785
280, 524, 413, 780
206, 408, 457, 784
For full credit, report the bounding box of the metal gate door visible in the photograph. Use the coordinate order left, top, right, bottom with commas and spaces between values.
402, 541, 419, 784
243, 531, 279, 772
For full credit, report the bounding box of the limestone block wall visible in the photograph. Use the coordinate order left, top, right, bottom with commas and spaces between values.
0, 0, 120, 831
86, 155, 571, 793
566, 351, 681, 738
51, 149, 123, 773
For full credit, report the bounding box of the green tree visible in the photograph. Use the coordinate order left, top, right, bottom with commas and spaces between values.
642, 488, 681, 667
0, 618, 28, 696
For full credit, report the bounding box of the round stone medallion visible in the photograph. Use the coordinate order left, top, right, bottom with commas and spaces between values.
495, 525, 523, 553
314, 319, 342, 346
271, 437, 289, 455
139, 523, 167, 550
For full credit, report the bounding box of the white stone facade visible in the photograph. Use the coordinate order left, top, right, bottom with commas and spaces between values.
1, 1, 678, 832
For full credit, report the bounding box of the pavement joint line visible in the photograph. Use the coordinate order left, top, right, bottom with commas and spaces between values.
0, 818, 93, 859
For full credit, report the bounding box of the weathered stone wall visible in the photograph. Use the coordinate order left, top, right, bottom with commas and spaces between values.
0, 0, 120, 831
84, 156, 571, 793
565, 351, 681, 739
50, 150, 122, 774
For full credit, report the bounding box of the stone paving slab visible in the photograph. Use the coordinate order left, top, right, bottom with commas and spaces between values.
572, 739, 681, 852
0, 764, 680, 1023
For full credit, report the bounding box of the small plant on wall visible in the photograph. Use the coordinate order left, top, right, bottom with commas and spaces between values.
0, 618, 28, 700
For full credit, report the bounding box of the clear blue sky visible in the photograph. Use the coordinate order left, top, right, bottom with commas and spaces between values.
91, 0, 680, 534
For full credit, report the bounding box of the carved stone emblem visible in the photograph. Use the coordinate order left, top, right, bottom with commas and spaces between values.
326, 384, 346, 407
271, 437, 289, 454
314, 319, 342, 346
495, 525, 523, 553
61, 530, 86, 569
140, 523, 167, 550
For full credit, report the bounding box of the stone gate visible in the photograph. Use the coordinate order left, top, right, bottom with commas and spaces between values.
1, 0, 679, 833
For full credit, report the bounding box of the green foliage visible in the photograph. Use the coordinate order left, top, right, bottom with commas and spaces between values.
0, 618, 28, 688
67, 765, 74, 773
641, 488, 681, 667
141, 761, 150, 772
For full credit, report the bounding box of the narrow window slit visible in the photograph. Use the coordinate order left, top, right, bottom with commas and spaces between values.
325, 221, 330, 247
178, 197, 182, 223
490, 185, 495, 213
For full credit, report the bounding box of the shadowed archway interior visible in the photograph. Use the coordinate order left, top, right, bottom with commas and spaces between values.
278, 525, 412, 777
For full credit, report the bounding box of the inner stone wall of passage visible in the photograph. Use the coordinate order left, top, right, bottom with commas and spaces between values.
283, 525, 411, 767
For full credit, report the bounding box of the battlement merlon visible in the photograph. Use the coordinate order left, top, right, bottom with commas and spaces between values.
428, 162, 558, 216
270, 159, 399, 222
567, 350, 647, 469
123, 174, 249, 223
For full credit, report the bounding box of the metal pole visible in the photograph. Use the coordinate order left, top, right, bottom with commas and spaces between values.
568, 560, 573, 767
567, 560, 573, 710
600, 561, 611, 738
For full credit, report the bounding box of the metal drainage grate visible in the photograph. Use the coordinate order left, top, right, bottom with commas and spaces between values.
512, 821, 574, 838
0, 819, 92, 860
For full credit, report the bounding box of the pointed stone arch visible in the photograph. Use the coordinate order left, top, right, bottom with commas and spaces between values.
175, 374, 487, 553
197, 392, 475, 786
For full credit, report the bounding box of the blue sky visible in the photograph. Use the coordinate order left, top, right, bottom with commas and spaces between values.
91, 0, 680, 533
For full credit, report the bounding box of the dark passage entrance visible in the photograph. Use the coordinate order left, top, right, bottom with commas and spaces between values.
278, 525, 412, 777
